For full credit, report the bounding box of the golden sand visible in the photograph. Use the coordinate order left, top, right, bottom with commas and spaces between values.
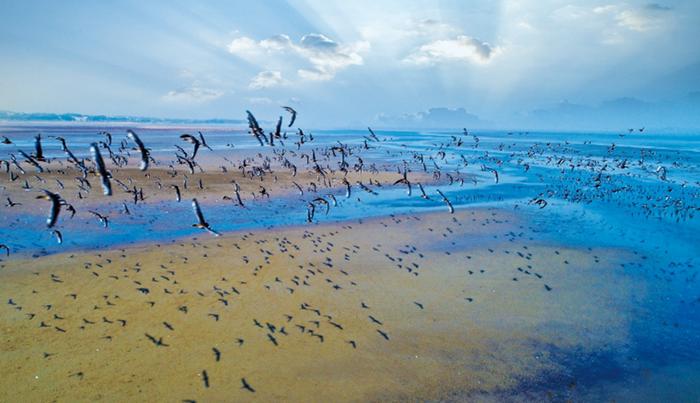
0, 209, 644, 402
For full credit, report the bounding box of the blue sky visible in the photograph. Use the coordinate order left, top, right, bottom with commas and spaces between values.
1, 1, 698, 129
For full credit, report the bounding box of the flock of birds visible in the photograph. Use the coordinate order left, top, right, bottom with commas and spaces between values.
1, 108, 698, 400
0, 106, 698, 256
0, 107, 466, 254
0, 103, 697, 258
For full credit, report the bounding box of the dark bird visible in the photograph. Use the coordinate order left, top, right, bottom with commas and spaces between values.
313, 197, 330, 215
394, 171, 412, 196
481, 165, 499, 183
282, 106, 297, 127
180, 134, 201, 160
1, 136, 11, 144
0, 244, 9, 256
377, 329, 390, 340
6, 197, 21, 207
436, 189, 454, 214
529, 198, 548, 209
191, 199, 221, 236
246, 110, 267, 146
88, 210, 109, 228
34, 133, 45, 161
202, 370, 210, 388
414, 301, 424, 309
198, 131, 213, 151
145, 333, 169, 347
90, 143, 112, 196
267, 333, 278, 346
307, 202, 315, 223
241, 378, 255, 393
171, 185, 182, 202
103, 131, 112, 146
19, 150, 43, 173
416, 183, 430, 200
36, 189, 61, 228
212, 347, 221, 362
52, 229, 63, 244
127, 129, 149, 171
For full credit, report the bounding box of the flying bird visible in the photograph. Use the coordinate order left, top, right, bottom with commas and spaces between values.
52, 230, 63, 244
18, 150, 43, 173
313, 197, 330, 215
282, 106, 297, 127
127, 130, 149, 171
417, 183, 430, 200
36, 189, 61, 228
394, 172, 412, 196
88, 211, 110, 228
34, 133, 45, 161
90, 143, 112, 196
180, 134, 201, 160
436, 189, 454, 214
241, 378, 255, 393
171, 185, 181, 202
246, 110, 267, 146
191, 198, 221, 236
198, 131, 213, 151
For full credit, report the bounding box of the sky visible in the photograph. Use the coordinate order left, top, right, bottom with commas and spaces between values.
1, 0, 699, 130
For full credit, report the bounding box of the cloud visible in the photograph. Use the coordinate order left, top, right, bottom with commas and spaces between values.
226, 36, 259, 54
249, 70, 284, 90
227, 33, 368, 81
404, 35, 501, 65
593, 3, 672, 32
163, 86, 224, 103
360, 18, 459, 42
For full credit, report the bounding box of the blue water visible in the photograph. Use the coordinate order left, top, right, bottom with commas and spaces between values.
1, 123, 699, 398
1, 124, 698, 255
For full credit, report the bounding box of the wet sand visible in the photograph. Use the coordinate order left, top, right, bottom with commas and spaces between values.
1, 163, 435, 210
0, 208, 647, 402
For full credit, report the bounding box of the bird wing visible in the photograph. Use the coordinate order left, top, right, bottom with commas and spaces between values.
191, 199, 206, 225
198, 132, 213, 150
282, 106, 297, 127
48, 192, 60, 228
127, 130, 149, 171
90, 143, 112, 196
39, 189, 61, 228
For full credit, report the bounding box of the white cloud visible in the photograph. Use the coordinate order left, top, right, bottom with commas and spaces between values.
163, 86, 224, 103
227, 37, 259, 55
404, 35, 501, 65
592, 3, 672, 32
259, 34, 292, 51
227, 33, 368, 81
249, 70, 284, 90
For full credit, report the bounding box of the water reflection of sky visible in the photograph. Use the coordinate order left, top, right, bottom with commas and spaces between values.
1, 124, 699, 399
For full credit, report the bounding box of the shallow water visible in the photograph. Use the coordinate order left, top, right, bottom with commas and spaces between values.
1, 123, 699, 400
